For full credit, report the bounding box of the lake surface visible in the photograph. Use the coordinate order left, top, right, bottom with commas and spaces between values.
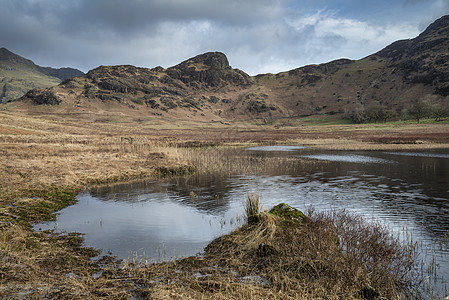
34, 146, 449, 293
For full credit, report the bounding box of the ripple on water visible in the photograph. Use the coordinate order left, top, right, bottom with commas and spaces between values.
384, 152, 449, 159
245, 145, 306, 152
301, 154, 394, 164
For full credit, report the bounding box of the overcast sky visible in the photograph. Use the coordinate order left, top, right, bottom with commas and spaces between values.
1, 0, 448, 75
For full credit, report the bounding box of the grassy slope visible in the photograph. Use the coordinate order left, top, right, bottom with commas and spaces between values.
0, 61, 61, 102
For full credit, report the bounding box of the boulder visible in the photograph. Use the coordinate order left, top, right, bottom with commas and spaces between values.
269, 203, 307, 225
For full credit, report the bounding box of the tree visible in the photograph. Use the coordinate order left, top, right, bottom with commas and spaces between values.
409, 101, 431, 124
366, 106, 397, 123
380, 109, 397, 123
431, 103, 448, 121
350, 108, 368, 123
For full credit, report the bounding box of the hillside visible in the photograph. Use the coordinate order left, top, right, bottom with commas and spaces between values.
15, 52, 260, 120
255, 15, 449, 121
10, 15, 449, 122
0, 48, 83, 103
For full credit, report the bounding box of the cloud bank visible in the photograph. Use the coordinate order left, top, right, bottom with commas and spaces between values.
0, 0, 447, 74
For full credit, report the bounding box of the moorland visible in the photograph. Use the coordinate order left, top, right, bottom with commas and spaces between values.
1, 14, 449, 300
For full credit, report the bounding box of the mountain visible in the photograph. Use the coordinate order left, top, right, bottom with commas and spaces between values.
11, 15, 449, 122
375, 15, 449, 96
253, 15, 449, 120
0, 48, 84, 103
16, 52, 256, 119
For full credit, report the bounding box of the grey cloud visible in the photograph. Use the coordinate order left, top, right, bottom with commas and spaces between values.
0, 0, 286, 70
0, 0, 447, 75
3, 0, 285, 36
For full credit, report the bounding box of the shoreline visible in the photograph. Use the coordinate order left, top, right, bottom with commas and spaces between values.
1, 111, 448, 298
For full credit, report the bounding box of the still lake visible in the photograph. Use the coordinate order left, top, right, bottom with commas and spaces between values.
35, 146, 449, 291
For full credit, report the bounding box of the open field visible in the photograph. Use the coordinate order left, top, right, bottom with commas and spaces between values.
1, 109, 448, 298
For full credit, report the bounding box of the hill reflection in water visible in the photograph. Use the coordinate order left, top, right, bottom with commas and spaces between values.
35, 147, 449, 290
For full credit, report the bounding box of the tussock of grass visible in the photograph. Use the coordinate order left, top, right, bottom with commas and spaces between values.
0, 110, 444, 298
106, 205, 420, 299
244, 192, 260, 224
200, 207, 419, 299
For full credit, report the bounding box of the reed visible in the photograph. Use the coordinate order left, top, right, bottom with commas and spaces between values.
244, 192, 261, 224
1, 110, 447, 298
177, 146, 328, 178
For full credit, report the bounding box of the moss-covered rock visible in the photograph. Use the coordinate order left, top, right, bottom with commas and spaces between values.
268, 203, 307, 225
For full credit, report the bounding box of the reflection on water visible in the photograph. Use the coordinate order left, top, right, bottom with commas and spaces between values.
34, 147, 449, 293
385, 151, 449, 159
301, 153, 395, 163
245, 145, 306, 151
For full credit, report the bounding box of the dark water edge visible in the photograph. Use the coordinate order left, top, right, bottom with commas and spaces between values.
34, 147, 449, 296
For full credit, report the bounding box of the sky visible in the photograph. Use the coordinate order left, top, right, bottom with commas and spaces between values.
1, 0, 448, 75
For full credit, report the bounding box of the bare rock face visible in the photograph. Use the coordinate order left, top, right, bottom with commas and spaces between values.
167, 52, 253, 87
22, 89, 61, 105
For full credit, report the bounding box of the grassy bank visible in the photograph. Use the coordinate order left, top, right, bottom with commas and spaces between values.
67, 202, 419, 299
1, 110, 448, 298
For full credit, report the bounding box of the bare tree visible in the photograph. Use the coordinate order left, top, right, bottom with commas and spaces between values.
431, 103, 448, 121
409, 101, 431, 124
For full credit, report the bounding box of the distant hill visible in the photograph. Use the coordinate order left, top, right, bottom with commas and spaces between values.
0, 48, 83, 103
254, 14, 449, 121
12, 15, 449, 122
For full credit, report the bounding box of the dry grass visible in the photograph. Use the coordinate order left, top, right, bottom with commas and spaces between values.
0, 112, 193, 205
0, 109, 446, 299
96, 206, 418, 299
202, 207, 418, 299
0, 111, 194, 299
244, 192, 261, 224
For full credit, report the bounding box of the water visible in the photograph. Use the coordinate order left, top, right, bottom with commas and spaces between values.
34, 147, 449, 294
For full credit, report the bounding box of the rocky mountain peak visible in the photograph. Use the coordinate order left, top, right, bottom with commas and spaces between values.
372, 15, 449, 95
167, 52, 252, 87
174, 52, 230, 70
0, 47, 35, 67
418, 15, 449, 38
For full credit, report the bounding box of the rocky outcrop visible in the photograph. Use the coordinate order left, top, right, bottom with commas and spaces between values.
375, 15, 449, 96
22, 89, 61, 105
167, 52, 253, 87
19, 52, 254, 113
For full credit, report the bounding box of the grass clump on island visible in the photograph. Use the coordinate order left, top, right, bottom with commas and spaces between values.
0, 111, 443, 298
110, 197, 420, 299
204, 199, 419, 299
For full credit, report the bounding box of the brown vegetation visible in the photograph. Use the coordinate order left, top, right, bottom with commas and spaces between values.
0, 109, 448, 299
9, 16, 449, 125
76, 205, 418, 299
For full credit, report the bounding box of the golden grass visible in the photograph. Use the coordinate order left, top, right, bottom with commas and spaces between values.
0, 111, 195, 298
290, 138, 449, 150
244, 192, 260, 223
0, 109, 447, 299
99, 207, 418, 299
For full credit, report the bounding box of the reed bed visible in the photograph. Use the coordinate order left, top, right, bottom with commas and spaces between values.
177, 146, 329, 178
1, 110, 448, 299
244, 192, 261, 223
